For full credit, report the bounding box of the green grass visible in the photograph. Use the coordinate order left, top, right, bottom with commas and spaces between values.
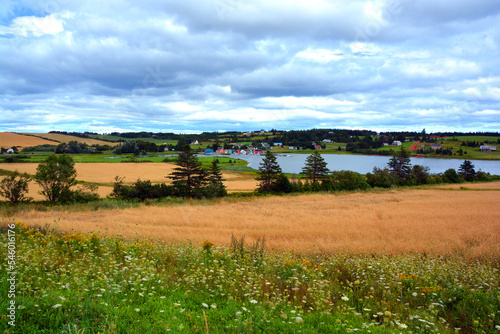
1, 223, 499, 333
442, 135, 500, 143
88, 135, 178, 144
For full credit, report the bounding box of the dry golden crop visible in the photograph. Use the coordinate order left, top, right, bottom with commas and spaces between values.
0, 132, 57, 148
21, 133, 119, 146
8, 184, 500, 257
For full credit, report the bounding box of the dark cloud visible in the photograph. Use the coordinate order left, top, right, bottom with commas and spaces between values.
0, 0, 499, 133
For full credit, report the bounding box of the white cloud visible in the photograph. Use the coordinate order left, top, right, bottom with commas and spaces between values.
0, 13, 68, 37
295, 49, 344, 62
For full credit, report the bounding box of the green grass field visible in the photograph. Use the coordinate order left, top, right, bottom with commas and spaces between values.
1, 222, 498, 333
88, 134, 177, 145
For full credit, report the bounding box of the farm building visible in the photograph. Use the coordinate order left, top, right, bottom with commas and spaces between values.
313, 144, 322, 150
204, 149, 214, 154
322, 139, 332, 143
190, 140, 199, 145
431, 144, 441, 150
6, 148, 14, 154
392, 141, 402, 146
480, 145, 497, 152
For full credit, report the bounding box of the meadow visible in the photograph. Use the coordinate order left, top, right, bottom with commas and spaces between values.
0, 220, 498, 333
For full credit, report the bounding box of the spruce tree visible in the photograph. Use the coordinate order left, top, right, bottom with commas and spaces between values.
256, 151, 282, 192
387, 146, 412, 181
458, 160, 476, 181
302, 151, 330, 183
168, 145, 207, 198
207, 159, 227, 197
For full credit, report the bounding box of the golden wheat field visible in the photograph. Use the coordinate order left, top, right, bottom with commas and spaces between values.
0, 132, 57, 148
21, 133, 119, 146
6, 185, 500, 257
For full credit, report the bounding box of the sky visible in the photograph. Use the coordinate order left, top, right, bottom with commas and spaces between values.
1, 0, 499, 134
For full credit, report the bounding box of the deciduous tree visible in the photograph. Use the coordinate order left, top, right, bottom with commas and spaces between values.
35, 154, 77, 202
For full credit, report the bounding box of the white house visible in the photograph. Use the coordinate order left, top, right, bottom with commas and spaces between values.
322, 139, 332, 143
392, 141, 402, 146
480, 145, 497, 152
190, 140, 199, 145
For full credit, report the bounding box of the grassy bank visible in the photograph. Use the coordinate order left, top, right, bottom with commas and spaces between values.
1, 222, 499, 333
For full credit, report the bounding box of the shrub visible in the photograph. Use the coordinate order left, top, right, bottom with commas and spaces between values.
111, 177, 176, 200
411, 165, 431, 185
442, 168, 462, 184
71, 184, 100, 203
366, 167, 398, 188
0, 171, 32, 203
328, 170, 370, 191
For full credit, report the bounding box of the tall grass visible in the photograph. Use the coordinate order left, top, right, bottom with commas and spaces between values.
1, 223, 498, 333
5, 187, 499, 258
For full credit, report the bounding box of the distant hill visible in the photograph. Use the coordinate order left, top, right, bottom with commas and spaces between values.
21, 133, 120, 146
0, 132, 57, 149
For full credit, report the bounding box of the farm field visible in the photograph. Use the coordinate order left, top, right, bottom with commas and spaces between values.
0, 132, 57, 149
6, 184, 500, 257
88, 134, 178, 145
21, 133, 119, 146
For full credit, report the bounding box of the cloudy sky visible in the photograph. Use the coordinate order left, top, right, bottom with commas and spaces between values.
1, 0, 499, 134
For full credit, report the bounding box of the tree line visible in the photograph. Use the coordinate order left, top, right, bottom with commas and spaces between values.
254, 147, 499, 194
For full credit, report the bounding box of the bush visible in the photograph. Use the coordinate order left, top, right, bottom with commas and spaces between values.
366, 167, 398, 188
0, 171, 32, 203
272, 173, 293, 193
111, 177, 176, 200
475, 170, 492, 182
442, 168, 462, 184
328, 170, 371, 191
411, 165, 431, 185
69, 184, 100, 203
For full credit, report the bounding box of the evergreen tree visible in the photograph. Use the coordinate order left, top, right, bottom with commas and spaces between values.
256, 151, 282, 192
458, 160, 476, 181
167, 145, 207, 198
175, 135, 188, 151
387, 146, 412, 181
206, 159, 227, 197
301, 151, 330, 182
